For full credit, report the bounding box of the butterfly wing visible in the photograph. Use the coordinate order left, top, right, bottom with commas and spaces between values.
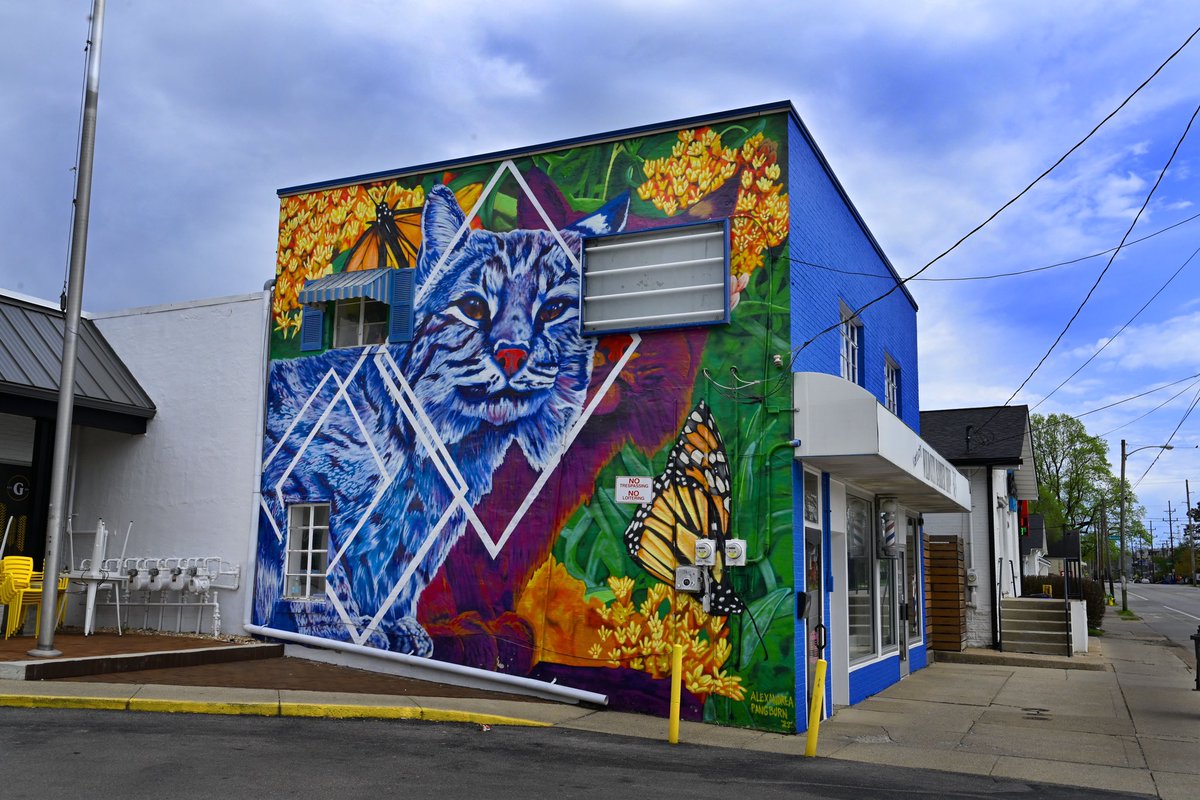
624, 400, 745, 615
345, 203, 421, 272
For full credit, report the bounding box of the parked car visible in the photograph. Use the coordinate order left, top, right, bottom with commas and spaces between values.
1138, 578, 1151, 584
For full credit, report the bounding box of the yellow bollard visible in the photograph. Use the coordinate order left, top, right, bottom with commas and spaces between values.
804, 659, 828, 757
668, 643, 683, 744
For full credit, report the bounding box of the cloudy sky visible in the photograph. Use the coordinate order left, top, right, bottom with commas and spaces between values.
2, 1, 1198, 543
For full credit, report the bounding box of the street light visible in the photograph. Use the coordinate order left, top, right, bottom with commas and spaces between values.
1120, 439, 1173, 612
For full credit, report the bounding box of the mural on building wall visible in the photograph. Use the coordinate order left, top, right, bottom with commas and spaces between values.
256, 116, 797, 731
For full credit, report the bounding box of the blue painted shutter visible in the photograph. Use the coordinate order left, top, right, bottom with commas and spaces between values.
299, 305, 324, 352
388, 269, 414, 343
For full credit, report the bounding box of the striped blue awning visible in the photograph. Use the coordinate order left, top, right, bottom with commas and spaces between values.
298, 268, 391, 305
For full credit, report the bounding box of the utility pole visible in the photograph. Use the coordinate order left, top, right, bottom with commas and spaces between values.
29, 0, 106, 657
1187, 480, 1197, 587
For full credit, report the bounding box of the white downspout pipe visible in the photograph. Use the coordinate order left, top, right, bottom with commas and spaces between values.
243, 623, 608, 707
241, 288, 273, 636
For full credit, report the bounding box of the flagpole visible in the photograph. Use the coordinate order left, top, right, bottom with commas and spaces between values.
29, 0, 107, 657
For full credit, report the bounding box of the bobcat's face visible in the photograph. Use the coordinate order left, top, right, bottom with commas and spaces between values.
401, 184, 629, 468
412, 226, 591, 430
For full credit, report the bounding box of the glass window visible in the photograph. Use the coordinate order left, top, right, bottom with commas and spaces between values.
885, 359, 900, 415
839, 311, 861, 385
286, 503, 329, 598
879, 557, 897, 650
804, 471, 820, 525
906, 518, 922, 641
334, 298, 390, 348
846, 495, 876, 661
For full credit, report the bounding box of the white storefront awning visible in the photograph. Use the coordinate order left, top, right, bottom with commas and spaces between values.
793, 372, 971, 513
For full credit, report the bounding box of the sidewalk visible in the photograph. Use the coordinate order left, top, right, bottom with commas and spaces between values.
814, 620, 1200, 799
0, 620, 1196, 798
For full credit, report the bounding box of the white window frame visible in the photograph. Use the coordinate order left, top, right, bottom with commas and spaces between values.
581, 220, 729, 335
333, 297, 390, 348
885, 357, 900, 415
285, 503, 330, 599
839, 306, 861, 385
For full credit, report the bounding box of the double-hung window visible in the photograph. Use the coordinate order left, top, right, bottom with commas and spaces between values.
839, 306, 862, 385
885, 358, 900, 415
285, 503, 329, 599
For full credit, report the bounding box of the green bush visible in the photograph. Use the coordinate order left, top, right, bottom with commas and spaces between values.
1021, 575, 1107, 630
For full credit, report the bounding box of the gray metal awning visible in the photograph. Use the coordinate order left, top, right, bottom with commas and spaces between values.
0, 291, 155, 432
298, 268, 391, 306
792, 372, 971, 513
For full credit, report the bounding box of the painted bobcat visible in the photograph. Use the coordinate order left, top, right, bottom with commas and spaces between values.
257, 183, 627, 655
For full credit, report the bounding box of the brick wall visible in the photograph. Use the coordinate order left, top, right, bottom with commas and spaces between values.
786, 118, 921, 432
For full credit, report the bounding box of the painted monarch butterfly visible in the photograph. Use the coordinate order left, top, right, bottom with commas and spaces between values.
624, 399, 745, 615
343, 183, 484, 273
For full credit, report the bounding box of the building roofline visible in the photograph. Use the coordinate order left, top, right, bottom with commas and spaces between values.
277, 100, 917, 309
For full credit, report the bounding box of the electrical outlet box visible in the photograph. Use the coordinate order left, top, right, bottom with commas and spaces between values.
724, 539, 747, 566
675, 566, 702, 592
694, 539, 717, 566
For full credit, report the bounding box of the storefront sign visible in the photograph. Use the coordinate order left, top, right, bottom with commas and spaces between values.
912, 445, 957, 499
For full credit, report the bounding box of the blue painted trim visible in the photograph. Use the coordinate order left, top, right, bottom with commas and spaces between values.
579, 218, 730, 338
910, 643, 928, 671
848, 654, 901, 705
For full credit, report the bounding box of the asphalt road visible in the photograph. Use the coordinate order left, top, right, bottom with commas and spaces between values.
1126, 583, 1200, 668
0, 708, 1144, 800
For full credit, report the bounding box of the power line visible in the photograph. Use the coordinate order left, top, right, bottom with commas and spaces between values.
1098, 376, 1200, 437
973, 99, 1200, 438
1133, 384, 1200, 488
788, 24, 1200, 370
791, 211, 1200, 283
1031, 245, 1200, 411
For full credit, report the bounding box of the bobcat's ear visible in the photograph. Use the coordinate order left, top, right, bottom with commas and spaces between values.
418, 184, 468, 284
562, 191, 630, 238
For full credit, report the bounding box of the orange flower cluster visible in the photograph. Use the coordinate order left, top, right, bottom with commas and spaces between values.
637, 129, 789, 306
731, 133, 789, 285
637, 128, 739, 217
272, 183, 426, 337
519, 557, 743, 701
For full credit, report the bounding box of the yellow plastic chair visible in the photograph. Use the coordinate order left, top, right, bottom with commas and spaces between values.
1, 558, 35, 638
7, 570, 69, 639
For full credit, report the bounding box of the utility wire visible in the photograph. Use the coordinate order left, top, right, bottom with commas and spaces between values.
1098, 376, 1200, 437
788, 24, 1200, 371
791, 211, 1200, 282
1133, 383, 1200, 488
1031, 245, 1200, 411
972, 99, 1200, 438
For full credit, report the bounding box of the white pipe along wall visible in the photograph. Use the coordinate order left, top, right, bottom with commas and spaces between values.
242, 624, 609, 706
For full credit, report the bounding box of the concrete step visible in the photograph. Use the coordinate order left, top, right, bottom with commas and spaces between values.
1001, 629, 1069, 644
1000, 597, 1065, 609
1002, 640, 1072, 656
1003, 614, 1070, 623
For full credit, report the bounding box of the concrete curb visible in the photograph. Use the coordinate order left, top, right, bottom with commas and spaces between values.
0, 691, 551, 727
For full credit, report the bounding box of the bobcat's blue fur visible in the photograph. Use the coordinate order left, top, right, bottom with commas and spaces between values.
256, 184, 627, 654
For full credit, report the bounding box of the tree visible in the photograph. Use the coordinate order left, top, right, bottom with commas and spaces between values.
1031, 413, 1112, 536
1030, 414, 1149, 559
